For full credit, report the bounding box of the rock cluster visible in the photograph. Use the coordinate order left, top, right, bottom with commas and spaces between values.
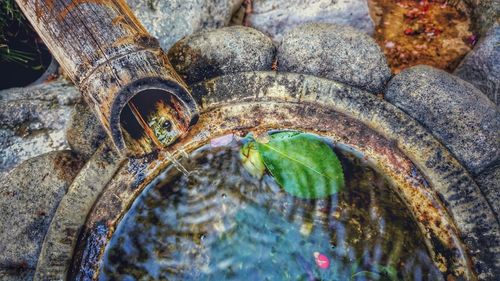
1, 1, 499, 280
161, 24, 500, 195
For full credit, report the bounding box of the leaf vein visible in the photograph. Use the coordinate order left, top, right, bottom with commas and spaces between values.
258, 142, 337, 181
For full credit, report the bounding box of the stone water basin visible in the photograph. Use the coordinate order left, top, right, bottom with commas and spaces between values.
34, 72, 498, 280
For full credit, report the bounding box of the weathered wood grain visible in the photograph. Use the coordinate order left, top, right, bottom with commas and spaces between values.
16, 0, 198, 156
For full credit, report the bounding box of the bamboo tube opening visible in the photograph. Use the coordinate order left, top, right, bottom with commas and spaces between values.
119, 88, 195, 156
106, 77, 198, 157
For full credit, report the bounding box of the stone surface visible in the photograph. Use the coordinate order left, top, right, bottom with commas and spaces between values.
0, 271, 32, 281
244, 0, 375, 43
454, 23, 500, 106
34, 143, 122, 281
0, 80, 81, 178
168, 26, 276, 85
465, 0, 500, 37
475, 163, 500, 220
277, 23, 391, 93
385, 65, 499, 175
127, 0, 244, 51
66, 103, 107, 160
0, 151, 84, 280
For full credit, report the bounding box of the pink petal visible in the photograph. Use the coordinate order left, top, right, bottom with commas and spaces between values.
210, 134, 235, 147
314, 252, 330, 269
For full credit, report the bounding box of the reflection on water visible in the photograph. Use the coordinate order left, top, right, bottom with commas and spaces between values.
100, 138, 444, 281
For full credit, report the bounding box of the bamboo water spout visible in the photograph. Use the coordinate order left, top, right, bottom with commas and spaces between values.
15, 0, 199, 156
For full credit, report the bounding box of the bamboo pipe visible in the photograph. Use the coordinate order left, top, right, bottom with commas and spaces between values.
15, 0, 199, 156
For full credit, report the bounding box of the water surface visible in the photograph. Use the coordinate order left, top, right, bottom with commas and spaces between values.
100, 138, 444, 281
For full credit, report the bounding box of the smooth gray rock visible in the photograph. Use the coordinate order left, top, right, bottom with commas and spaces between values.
277, 23, 391, 93
454, 24, 499, 106
244, 0, 375, 43
127, 0, 244, 51
465, 0, 500, 37
475, 163, 500, 220
0, 151, 84, 280
0, 80, 81, 178
385, 66, 499, 175
168, 26, 276, 85
66, 103, 106, 160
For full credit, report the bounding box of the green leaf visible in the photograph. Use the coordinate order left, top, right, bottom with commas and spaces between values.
256, 132, 344, 199
240, 141, 266, 179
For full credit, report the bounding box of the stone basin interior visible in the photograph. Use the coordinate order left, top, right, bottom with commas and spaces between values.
82, 132, 473, 281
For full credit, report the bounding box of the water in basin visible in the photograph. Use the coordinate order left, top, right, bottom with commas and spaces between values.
100, 136, 445, 281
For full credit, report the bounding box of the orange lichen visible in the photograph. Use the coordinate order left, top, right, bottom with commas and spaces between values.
371, 0, 474, 73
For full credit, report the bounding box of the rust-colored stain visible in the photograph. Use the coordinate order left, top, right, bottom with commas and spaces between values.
52, 152, 85, 183
111, 15, 152, 48
111, 14, 125, 25
32, 0, 54, 20
112, 33, 153, 48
